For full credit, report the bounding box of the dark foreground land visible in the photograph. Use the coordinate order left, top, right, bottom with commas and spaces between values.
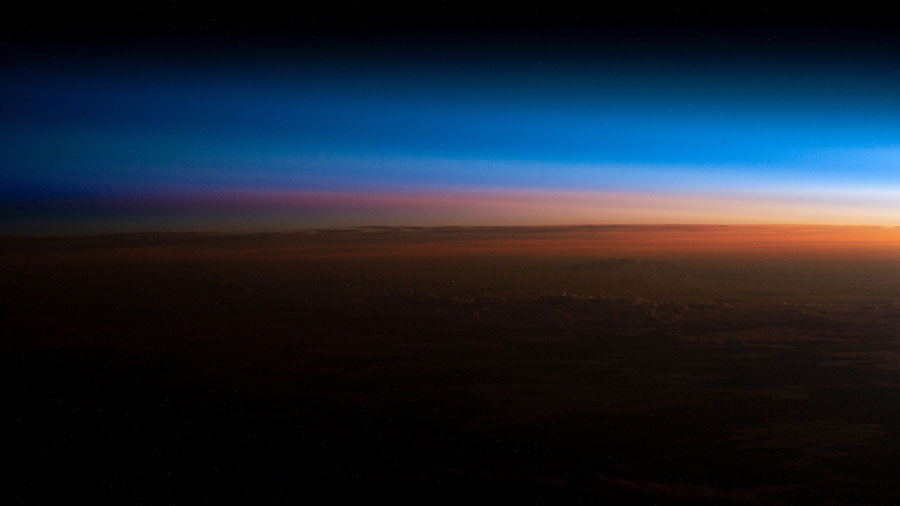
4, 226, 900, 504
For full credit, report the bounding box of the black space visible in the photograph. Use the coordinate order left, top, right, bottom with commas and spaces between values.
5, 2, 900, 57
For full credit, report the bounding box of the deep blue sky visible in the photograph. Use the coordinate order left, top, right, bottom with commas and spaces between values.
5, 55, 899, 193
3, 4, 900, 229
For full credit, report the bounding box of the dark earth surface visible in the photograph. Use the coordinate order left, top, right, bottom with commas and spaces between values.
4, 228, 900, 504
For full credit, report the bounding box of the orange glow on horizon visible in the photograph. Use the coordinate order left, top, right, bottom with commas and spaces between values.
10, 225, 900, 264
288, 225, 900, 259
128, 186, 899, 230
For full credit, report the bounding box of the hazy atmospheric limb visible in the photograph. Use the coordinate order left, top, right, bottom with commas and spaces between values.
6, 2, 900, 504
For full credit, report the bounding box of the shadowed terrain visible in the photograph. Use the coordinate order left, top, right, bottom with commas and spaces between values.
4, 226, 900, 504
